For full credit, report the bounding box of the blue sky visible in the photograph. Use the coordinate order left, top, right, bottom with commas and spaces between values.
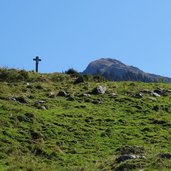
1, 0, 171, 76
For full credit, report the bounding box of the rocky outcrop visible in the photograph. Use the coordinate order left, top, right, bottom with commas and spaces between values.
91, 85, 106, 94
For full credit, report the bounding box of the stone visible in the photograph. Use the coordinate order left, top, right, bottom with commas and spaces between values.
48, 92, 56, 98
134, 92, 143, 98
110, 93, 117, 97
92, 99, 102, 104
151, 92, 160, 97
158, 153, 171, 159
154, 89, 167, 96
24, 82, 30, 87
116, 154, 145, 163
11, 97, 16, 102
67, 96, 75, 101
83, 94, 91, 97
15, 97, 27, 103
148, 97, 157, 102
41, 106, 47, 110
38, 100, 46, 104
92, 85, 106, 94
57, 91, 68, 97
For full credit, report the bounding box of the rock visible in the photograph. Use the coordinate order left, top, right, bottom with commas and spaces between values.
151, 92, 160, 97
34, 101, 48, 110
158, 153, 171, 159
48, 92, 56, 98
154, 89, 167, 96
92, 99, 102, 104
110, 93, 117, 97
15, 97, 27, 104
83, 94, 91, 97
67, 96, 75, 101
38, 100, 46, 104
92, 86, 106, 94
57, 91, 68, 97
148, 97, 157, 102
11, 97, 17, 102
74, 76, 84, 84
24, 82, 30, 87
41, 106, 47, 110
116, 154, 145, 163
134, 92, 143, 98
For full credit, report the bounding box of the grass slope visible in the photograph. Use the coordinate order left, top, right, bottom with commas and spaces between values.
0, 69, 171, 170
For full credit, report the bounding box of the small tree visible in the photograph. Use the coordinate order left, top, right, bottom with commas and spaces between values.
65, 68, 80, 77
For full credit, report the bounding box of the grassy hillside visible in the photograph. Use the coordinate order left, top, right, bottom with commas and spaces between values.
0, 68, 171, 170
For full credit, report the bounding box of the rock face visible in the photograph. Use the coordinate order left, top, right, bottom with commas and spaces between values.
83, 58, 171, 82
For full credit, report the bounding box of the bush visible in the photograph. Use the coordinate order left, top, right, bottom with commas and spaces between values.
65, 68, 80, 77
93, 74, 106, 82
82, 74, 93, 82
0, 68, 30, 82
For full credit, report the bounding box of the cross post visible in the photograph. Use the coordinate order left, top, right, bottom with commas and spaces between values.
33, 56, 41, 73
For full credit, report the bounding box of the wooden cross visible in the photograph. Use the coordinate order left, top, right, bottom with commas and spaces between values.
33, 56, 41, 72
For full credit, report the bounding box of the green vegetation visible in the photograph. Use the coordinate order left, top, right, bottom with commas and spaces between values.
65, 68, 80, 77
0, 68, 171, 170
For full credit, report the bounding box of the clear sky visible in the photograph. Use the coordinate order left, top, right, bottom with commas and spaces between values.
1, 0, 171, 76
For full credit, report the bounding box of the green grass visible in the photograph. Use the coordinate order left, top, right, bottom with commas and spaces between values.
0, 68, 171, 170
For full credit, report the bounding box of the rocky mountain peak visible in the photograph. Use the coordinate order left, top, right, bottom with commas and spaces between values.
83, 58, 171, 82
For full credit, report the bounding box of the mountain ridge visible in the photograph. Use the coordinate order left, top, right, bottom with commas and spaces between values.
83, 58, 171, 82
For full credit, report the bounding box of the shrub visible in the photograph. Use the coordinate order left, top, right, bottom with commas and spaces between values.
82, 74, 93, 82
65, 68, 80, 77
0, 68, 30, 82
93, 74, 106, 82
